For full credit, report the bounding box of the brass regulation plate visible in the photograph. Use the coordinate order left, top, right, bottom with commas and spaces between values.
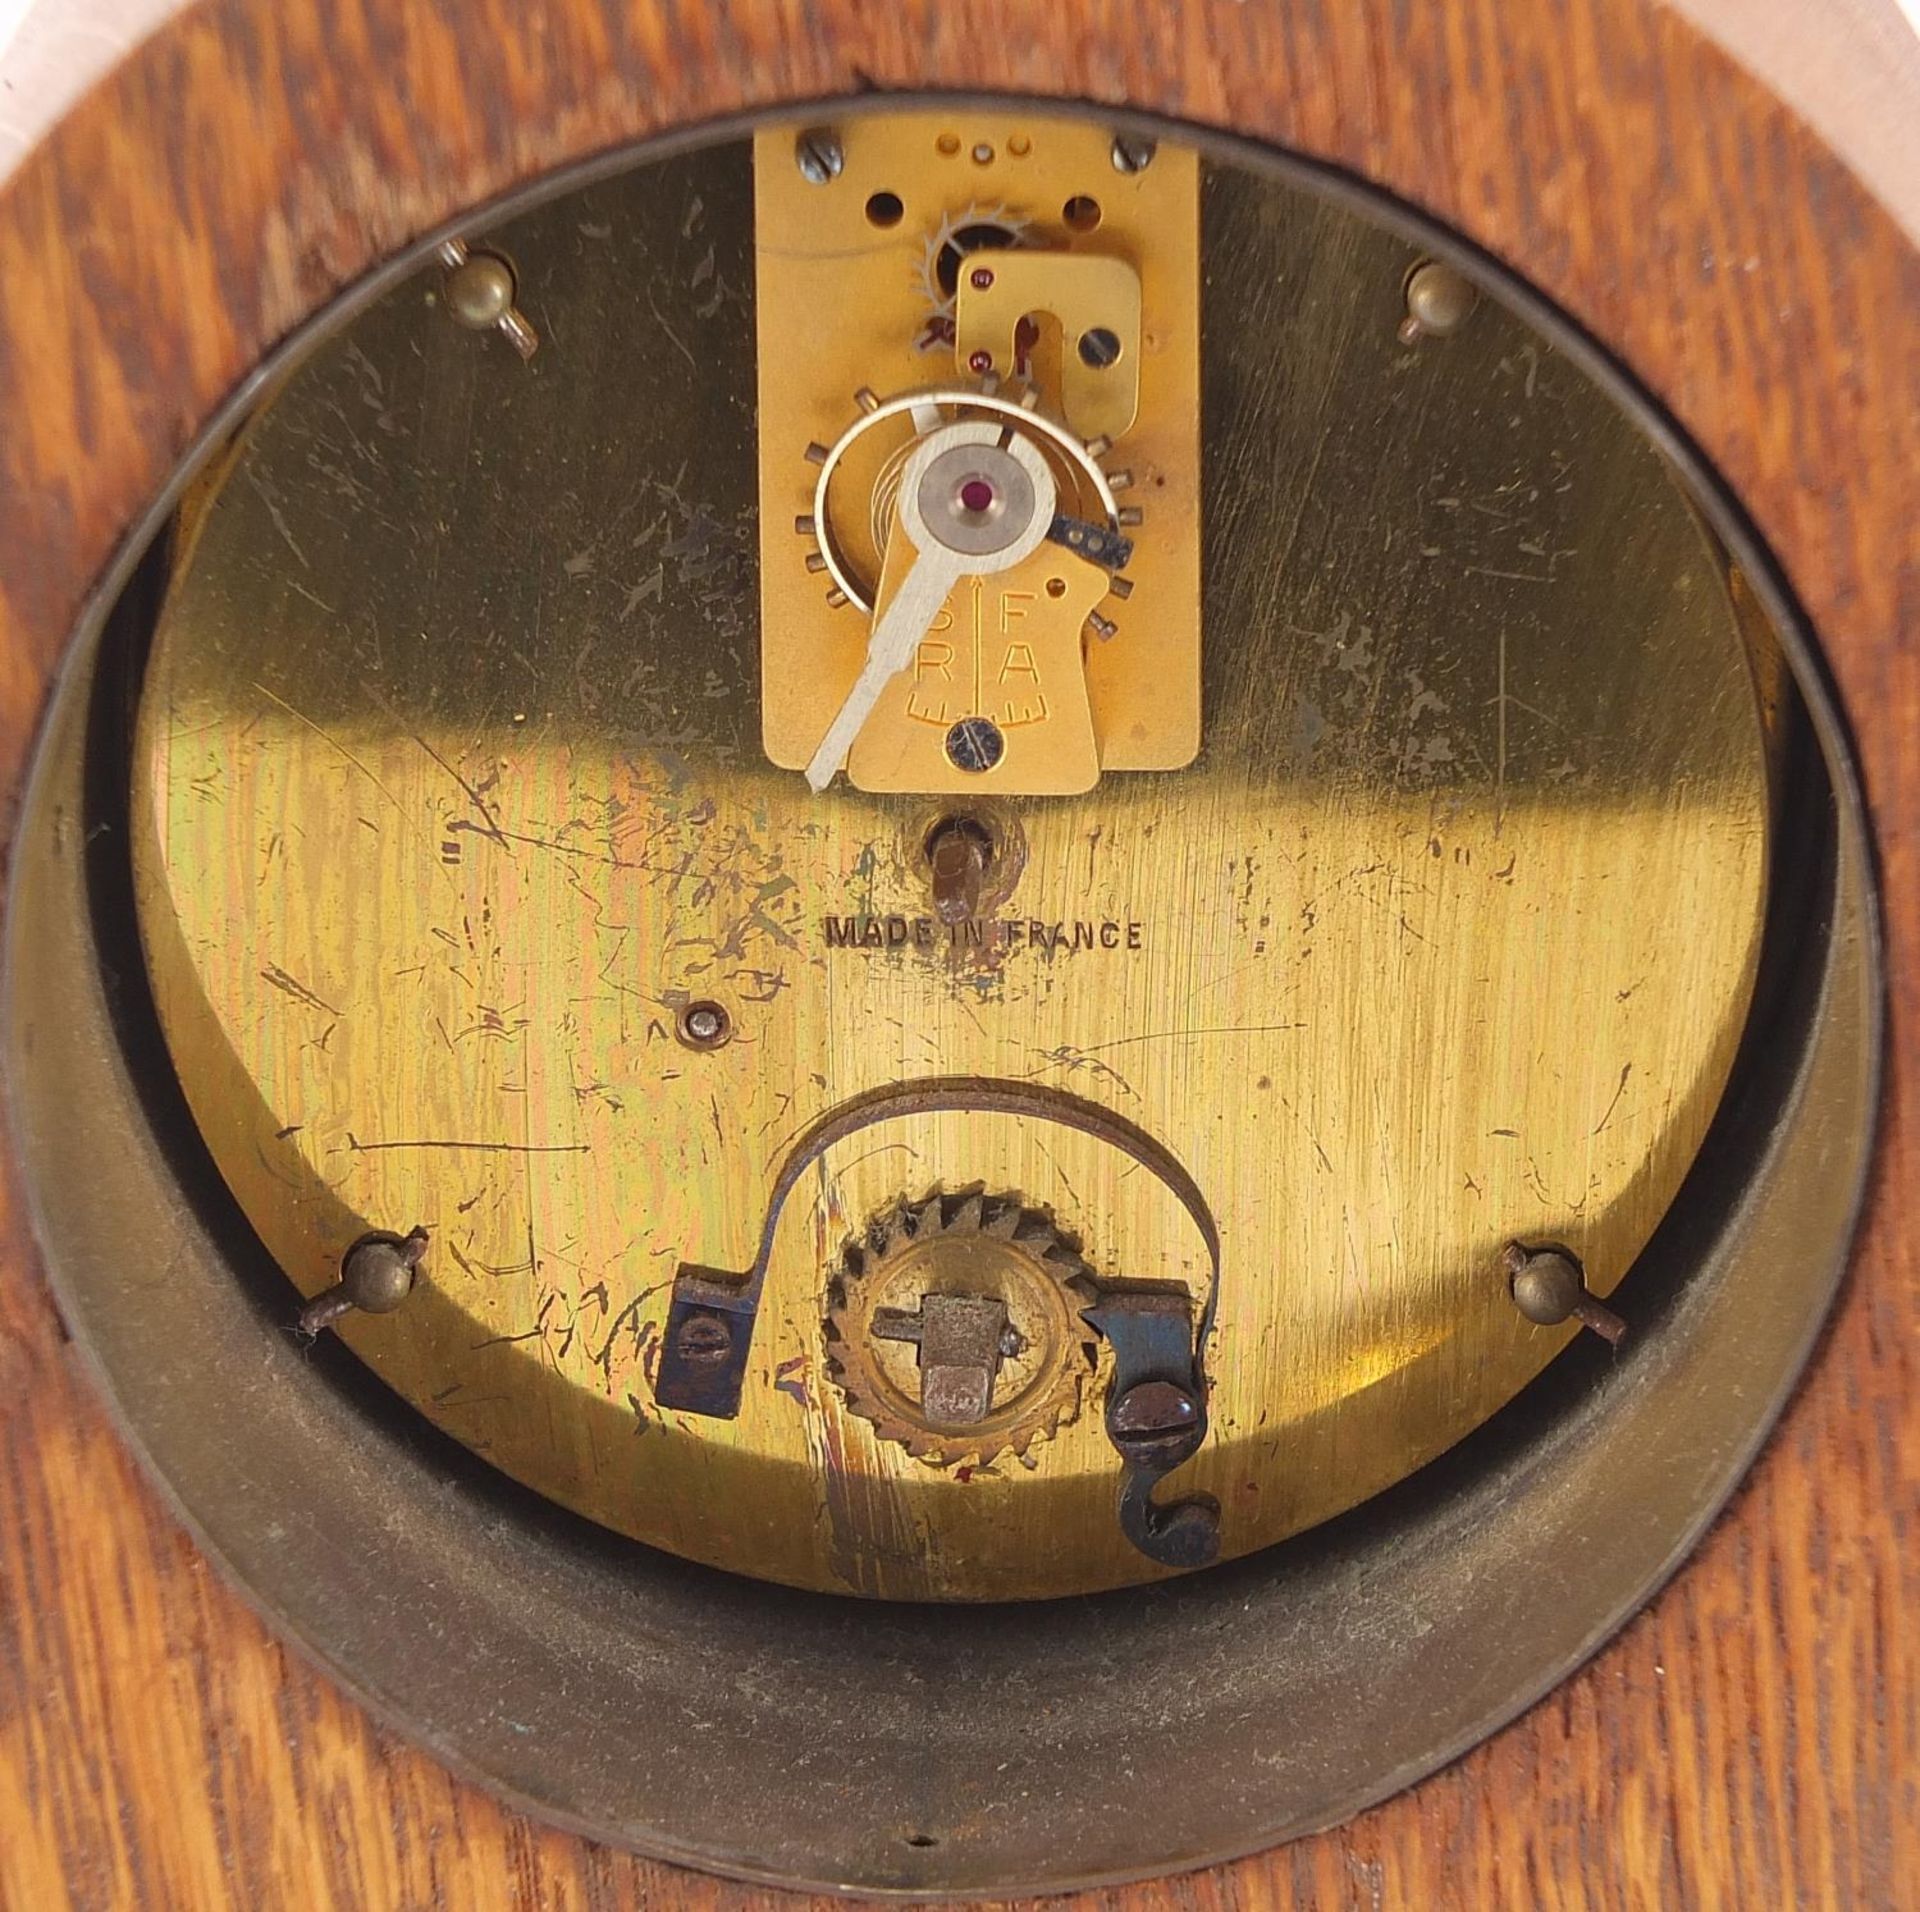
131, 116, 1772, 1600
755, 113, 1202, 787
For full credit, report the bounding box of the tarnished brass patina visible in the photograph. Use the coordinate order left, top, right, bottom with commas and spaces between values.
129, 121, 1775, 1600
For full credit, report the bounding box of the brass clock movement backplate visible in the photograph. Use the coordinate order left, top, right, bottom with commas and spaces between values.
131, 113, 1772, 1600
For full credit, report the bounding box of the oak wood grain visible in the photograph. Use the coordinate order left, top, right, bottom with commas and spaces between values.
0, 0, 1913, 1906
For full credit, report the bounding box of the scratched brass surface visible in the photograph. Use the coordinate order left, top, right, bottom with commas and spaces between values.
130, 127, 1773, 1600
755, 111, 1202, 780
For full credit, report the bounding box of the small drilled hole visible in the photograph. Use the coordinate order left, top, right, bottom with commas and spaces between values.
1063, 194, 1103, 232
865, 191, 904, 228
1046, 576, 1068, 599
936, 133, 960, 156
971, 142, 994, 165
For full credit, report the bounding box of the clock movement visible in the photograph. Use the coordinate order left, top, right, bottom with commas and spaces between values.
116, 106, 1811, 1607
0, 5, 1910, 1903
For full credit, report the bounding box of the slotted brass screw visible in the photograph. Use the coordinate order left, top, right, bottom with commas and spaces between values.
795, 128, 845, 184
